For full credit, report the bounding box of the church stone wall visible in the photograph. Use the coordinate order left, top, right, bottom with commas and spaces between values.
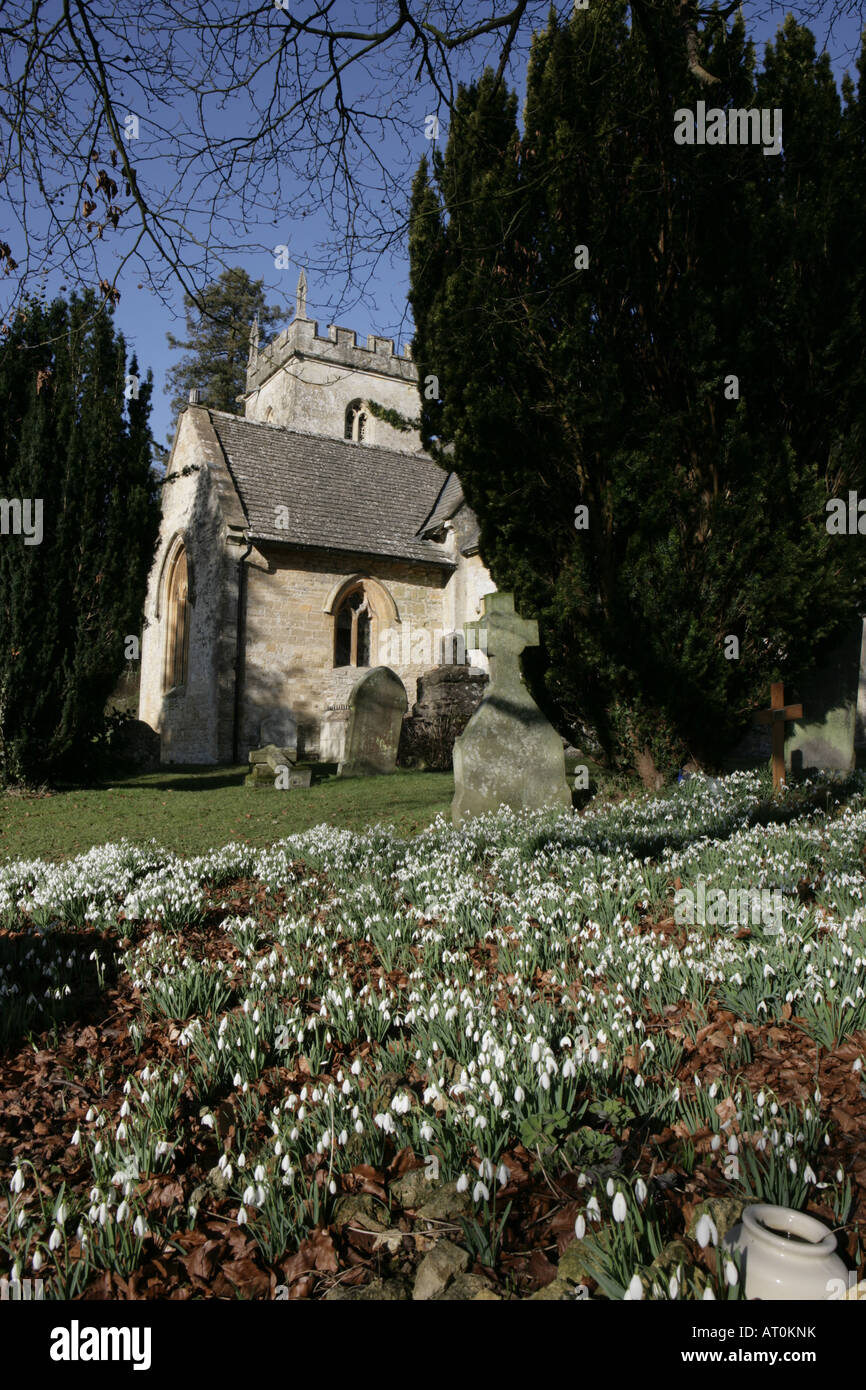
441, 523, 496, 673
139, 411, 242, 765
238, 547, 451, 761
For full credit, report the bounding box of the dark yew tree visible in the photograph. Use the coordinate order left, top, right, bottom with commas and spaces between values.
0, 292, 160, 784
409, 6, 866, 778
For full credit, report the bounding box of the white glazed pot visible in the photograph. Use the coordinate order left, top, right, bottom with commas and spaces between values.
723, 1203, 848, 1300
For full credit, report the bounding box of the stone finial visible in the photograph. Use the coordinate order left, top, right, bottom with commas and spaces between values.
296, 268, 308, 320
248, 312, 259, 368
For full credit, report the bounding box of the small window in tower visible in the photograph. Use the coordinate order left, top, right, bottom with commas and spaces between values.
344, 399, 367, 443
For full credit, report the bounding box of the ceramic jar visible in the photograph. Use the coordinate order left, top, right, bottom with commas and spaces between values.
723, 1203, 848, 1300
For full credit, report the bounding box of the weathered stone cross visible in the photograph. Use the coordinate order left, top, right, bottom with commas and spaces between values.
755, 681, 803, 790
467, 591, 538, 692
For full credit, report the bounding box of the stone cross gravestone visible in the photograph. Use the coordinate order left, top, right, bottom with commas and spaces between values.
451, 592, 572, 825
338, 667, 408, 777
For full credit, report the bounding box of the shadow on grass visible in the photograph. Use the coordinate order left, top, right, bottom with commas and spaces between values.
58, 766, 248, 794
527, 771, 866, 861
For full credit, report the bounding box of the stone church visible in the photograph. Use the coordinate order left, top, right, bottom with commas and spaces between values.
138, 275, 495, 764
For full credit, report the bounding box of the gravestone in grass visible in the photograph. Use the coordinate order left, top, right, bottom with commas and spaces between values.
338, 667, 408, 777
451, 592, 572, 825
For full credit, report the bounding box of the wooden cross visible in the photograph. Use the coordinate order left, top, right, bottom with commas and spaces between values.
755, 681, 803, 790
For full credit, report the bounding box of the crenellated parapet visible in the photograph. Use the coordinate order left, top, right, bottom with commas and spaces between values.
245, 315, 416, 395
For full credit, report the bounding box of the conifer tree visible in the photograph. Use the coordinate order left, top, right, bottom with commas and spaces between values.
0, 292, 160, 784
165, 267, 286, 430
409, 5, 866, 776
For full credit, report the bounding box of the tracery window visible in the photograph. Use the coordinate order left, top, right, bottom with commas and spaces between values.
344, 399, 367, 443
334, 587, 372, 667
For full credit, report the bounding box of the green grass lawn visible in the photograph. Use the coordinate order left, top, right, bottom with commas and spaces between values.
0, 766, 454, 862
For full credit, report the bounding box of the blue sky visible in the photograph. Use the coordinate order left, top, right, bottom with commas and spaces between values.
9, 1, 861, 449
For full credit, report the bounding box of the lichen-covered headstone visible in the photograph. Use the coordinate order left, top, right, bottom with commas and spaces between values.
451, 592, 572, 825
339, 667, 408, 777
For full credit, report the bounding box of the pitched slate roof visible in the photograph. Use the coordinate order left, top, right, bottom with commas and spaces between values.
418, 471, 481, 555
418, 472, 464, 536
206, 411, 455, 568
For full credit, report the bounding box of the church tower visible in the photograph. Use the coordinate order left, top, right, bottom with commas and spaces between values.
243, 272, 423, 453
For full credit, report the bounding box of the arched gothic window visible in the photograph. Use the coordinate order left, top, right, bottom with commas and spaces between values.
344, 399, 367, 443
163, 544, 190, 691
334, 587, 372, 667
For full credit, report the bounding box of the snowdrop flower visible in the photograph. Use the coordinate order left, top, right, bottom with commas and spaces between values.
668, 1272, 680, 1300
586, 1196, 601, 1222
671, 1086, 680, 1103
133, 1215, 148, 1239
606, 1178, 615, 1197
724, 1260, 738, 1287
497, 1163, 510, 1188
32, 1251, 43, 1271
836, 1168, 844, 1183
514, 1085, 525, 1104
236, 1206, 248, 1226
71, 1130, 81, 1146
10, 1169, 25, 1194
695, 1214, 719, 1248
574, 1214, 586, 1240
635, 1178, 647, 1205
456, 1173, 469, 1193
702, 1286, 716, 1300
803, 1165, 817, 1184
49, 1227, 62, 1251
473, 1181, 490, 1204
254, 1165, 266, 1182
116, 1202, 129, 1224
612, 1191, 628, 1224
237, 1153, 246, 1168
625, 1273, 643, 1300
200, 1113, 215, 1129
85, 1108, 96, 1123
